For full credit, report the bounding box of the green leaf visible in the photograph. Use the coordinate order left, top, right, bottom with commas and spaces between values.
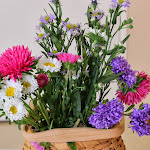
67, 142, 77, 150
125, 105, 135, 112
0, 112, 5, 118
41, 51, 48, 58
98, 72, 124, 84
122, 34, 130, 44
72, 90, 81, 118
139, 103, 144, 110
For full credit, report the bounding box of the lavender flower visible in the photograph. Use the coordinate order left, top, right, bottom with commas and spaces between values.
48, 51, 62, 57
129, 104, 150, 136
36, 22, 42, 31
62, 22, 81, 36
88, 98, 124, 129
35, 33, 49, 42
40, 14, 56, 24
111, 0, 130, 8
91, 10, 104, 20
111, 56, 137, 88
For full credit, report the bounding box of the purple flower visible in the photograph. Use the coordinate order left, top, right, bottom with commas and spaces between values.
31, 142, 45, 150
92, 0, 97, 4
111, 56, 137, 88
48, 51, 62, 57
62, 22, 82, 36
40, 14, 56, 24
91, 10, 104, 20
35, 33, 49, 42
88, 98, 124, 129
111, 0, 130, 8
129, 104, 150, 136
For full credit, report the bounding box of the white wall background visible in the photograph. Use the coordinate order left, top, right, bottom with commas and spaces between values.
0, 0, 126, 120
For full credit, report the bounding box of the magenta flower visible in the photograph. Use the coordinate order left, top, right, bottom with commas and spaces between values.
117, 72, 150, 105
37, 74, 49, 88
57, 52, 81, 64
31, 142, 45, 150
0, 45, 35, 81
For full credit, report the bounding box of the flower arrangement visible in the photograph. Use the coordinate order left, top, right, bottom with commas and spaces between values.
0, 0, 150, 149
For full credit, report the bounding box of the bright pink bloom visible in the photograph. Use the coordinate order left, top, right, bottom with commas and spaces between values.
117, 72, 150, 105
0, 45, 35, 81
31, 142, 45, 150
37, 74, 49, 88
57, 52, 81, 64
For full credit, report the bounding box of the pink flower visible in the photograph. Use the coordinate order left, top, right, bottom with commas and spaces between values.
37, 74, 49, 88
31, 142, 45, 150
117, 72, 150, 105
0, 45, 35, 81
57, 52, 81, 64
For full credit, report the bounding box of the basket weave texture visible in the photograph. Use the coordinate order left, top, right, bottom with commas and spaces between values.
22, 116, 125, 150
23, 136, 125, 150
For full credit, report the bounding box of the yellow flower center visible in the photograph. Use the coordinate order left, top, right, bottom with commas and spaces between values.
146, 120, 150, 125
39, 33, 45, 38
89, 9, 93, 12
44, 63, 55, 67
9, 106, 18, 114
93, 13, 98, 17
73, 24, 78, 28
67, 24, 73, 29
6, 87, 15, 96
52, 50, 58, 54
118, 0, 125, 4
23, 82, 31, 88
45, 16, 50, 21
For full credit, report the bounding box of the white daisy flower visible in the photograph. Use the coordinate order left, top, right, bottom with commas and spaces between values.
0, 79, 23, 101
37, 57, 62, 72
3, 98, 26, 122
22, 75, 38, 94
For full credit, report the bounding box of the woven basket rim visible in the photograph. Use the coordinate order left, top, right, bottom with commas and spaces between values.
22, 116, 125, 143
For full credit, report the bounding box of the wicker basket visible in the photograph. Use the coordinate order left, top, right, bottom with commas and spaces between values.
22, 117, 126, 150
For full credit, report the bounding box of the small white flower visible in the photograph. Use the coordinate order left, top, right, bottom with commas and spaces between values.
22, 75, 38, 94
3, 98, 26, 122
37, 57, 62, 72
0, 79, 23, 101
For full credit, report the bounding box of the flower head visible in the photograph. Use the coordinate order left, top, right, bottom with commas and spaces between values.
111, 0, 130, 8
111, 56, 137, 88
92, 0, 97, 4
91, 10, 104, 20
57, 52, 81, 64
37, 74, 49, 88
0, 45, 35, 81
129, 104, 150, 136
35, 33, 49, 42
0, 79, 22, 101
22, 75, 38, 94
62, 22, 81, 36
3, 98, 26, 122
37, 57, 62, 72
31, 142, 45, 150
88, 98, 124, 129
40, 14, 56, 24
117, 72, 150, 105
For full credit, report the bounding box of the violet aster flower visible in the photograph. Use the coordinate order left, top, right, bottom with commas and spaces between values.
91, 10, 104, 20
129, 104, 150, 136
48, 51, 62, 57
40, 14, 56, 24
111, 0, 130, 8
35, 33, 49, 42
88, 98, 124, 129
92, 0, 97, 4
111, 56, 137, 88
62, 22, 81, 36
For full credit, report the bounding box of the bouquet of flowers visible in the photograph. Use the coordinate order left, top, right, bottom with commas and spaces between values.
0, 0, 150, 149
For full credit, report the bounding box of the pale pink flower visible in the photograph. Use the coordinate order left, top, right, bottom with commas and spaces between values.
0, 45, 35, 81
57, 52, 81, 64
117, 72, 150, 105
31, 142, 45, 150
